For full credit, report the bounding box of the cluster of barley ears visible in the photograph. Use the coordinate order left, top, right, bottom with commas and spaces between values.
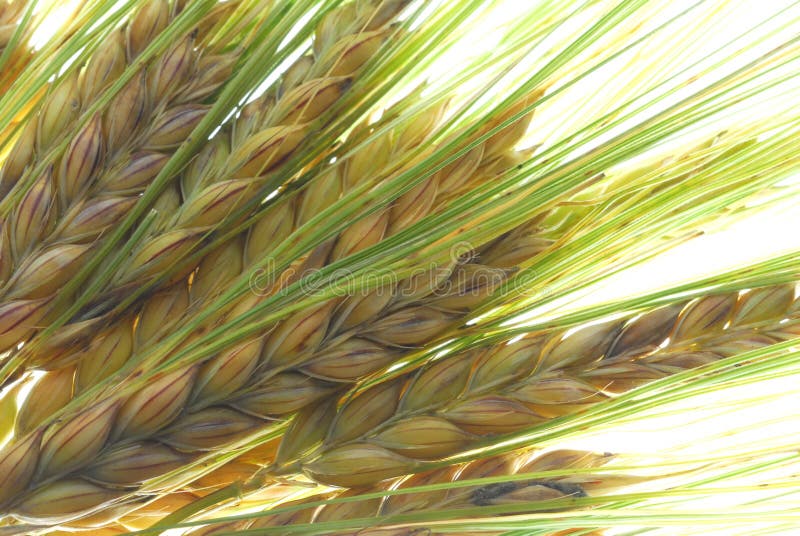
0, 0, 800, 534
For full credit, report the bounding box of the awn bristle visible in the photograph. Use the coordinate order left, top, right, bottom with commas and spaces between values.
174, 449, 621, 536
0, 0, 24, 52
0, 1, 19, 46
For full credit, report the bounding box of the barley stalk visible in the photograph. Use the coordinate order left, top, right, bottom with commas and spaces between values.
5, 0, 420, 434
292, 284, 798, 487
0, 1, 430, 524
0, 0, 243, 359
4, 90, 704, 526
0, 122, 732, 519
17, 32, 528, 396
73, 0, 413, 309
0, 86, 542, 527
0, 201, 622, 526
2, 0, 411, 380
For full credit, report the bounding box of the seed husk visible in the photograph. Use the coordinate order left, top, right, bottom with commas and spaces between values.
16, 366, 74, 434
7, 243, 92, 299
12, 168, 54, 257
244, 197, 295, 265
333, 290, 394, 334
98, 151, 170, 194
136, 282, 190, 345
59, 196, 139, 242
144, 104, 209, 150
176, 178, 261, 228
401, 357, 472, 412
608, 303, 684, 357
262, 302, 336, 366
327, 379, 403, 445
302, 338, 395, 382
13, 478, 123, 524
470, 337, 541, 388
160, 407, 261, 451
181, 136, 230, 197
81, 30, 126, 103
273, 76, 352, 124
39, 401, 118, 477
126, 0, 170, 59
191, 337, 263, 405
38, 71, 81, 151
672, 294, 737, 341
86, 441, 187, 486
332, 210, 389, 261
316, 29, 395, 78
304, 443, 417, 487
117, 228, 204, 285
59, 113, 105, 203
0, 431, 41, 507
441, 395, 543, 435
510, 376, 608, 407
230, 124, 307, 178
178, 54, 237, 104
105, 71, 149, 156
231, 372, 334, 417
0, 119, 37, 193
75, 322, 133, 392
731, 284, 795, 326
537, 320, 622, 372
276, 401, 337, 465
371, 416, 476, 459
191, 240, 244, 300
149, 35, 195, 100
112, 366, 197, 440
361, 306, 452, 347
